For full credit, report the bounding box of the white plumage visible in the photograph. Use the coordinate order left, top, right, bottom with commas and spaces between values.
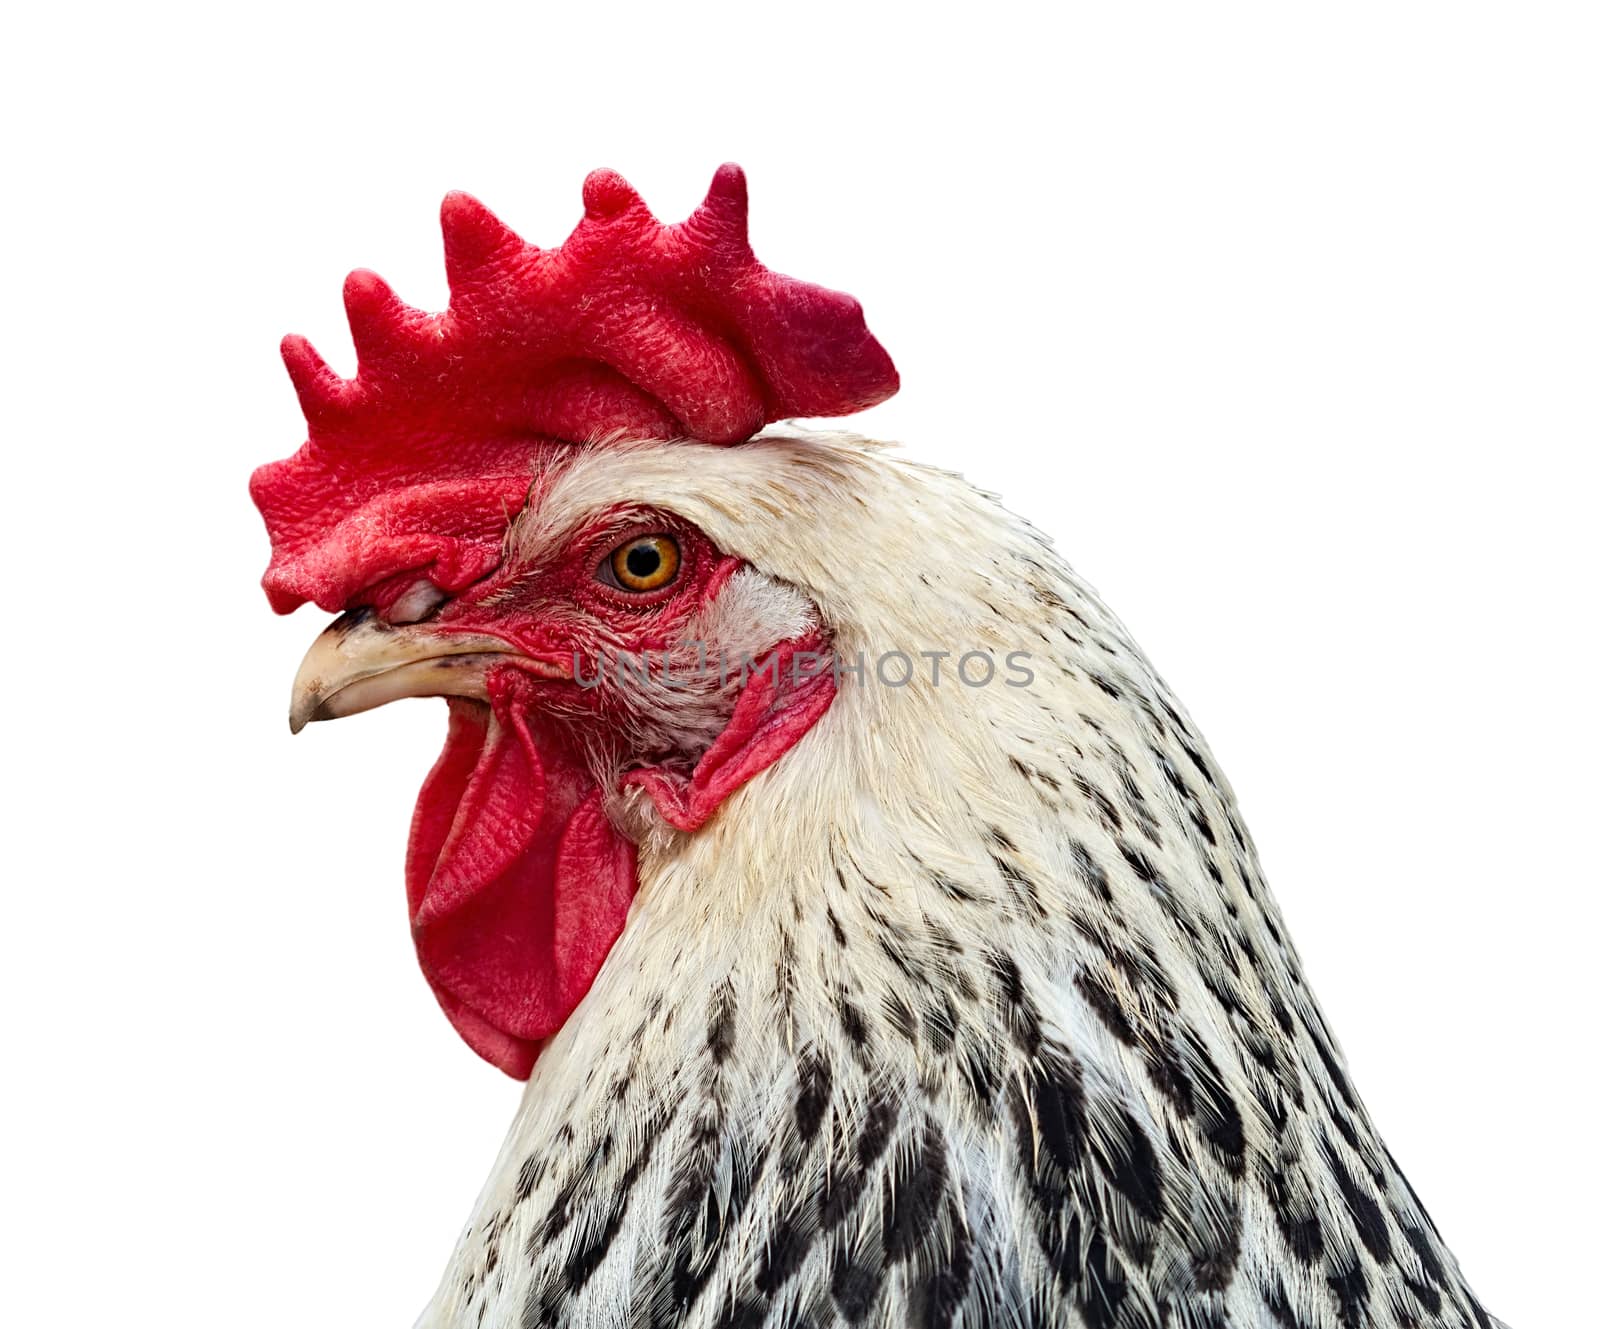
413, 429, 1498, 1329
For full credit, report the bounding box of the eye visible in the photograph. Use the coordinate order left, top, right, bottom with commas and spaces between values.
604, 534, 681, 592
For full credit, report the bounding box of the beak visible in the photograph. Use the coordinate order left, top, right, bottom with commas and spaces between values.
289, 608, 524, 734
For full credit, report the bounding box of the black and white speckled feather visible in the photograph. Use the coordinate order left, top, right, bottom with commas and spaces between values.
420, 430, 1500, 1329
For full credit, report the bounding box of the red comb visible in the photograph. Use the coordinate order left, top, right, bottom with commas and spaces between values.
250, 164, 898, 613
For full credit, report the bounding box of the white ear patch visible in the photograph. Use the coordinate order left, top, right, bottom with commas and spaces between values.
688, 567, 821, 663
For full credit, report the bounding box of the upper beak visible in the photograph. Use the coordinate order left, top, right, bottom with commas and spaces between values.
288, 609, 523, 734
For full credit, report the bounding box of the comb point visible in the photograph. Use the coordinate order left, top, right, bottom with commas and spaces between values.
342, 268, 410, 360
280, 334, 344, 413
441, 191, 523, 289
690, 162, 750, 242
582, 168, 643, 220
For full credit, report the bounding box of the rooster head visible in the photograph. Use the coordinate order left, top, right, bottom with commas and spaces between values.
249, 166, 897, 1077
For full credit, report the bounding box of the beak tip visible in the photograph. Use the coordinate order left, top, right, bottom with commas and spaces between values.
288, 697, 319, 735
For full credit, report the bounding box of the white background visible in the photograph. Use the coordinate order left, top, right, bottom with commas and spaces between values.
3, 4, 1594, 1325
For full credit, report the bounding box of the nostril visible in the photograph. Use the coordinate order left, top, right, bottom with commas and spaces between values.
387, 578, 450, 624
328, 606, 377, 635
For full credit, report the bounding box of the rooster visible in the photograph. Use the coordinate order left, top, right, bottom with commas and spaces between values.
251, 166, 1502, 1329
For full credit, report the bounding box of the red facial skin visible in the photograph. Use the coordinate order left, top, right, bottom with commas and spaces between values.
354, 508, 834, 1078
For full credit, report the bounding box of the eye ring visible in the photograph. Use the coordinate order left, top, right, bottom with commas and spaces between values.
604, 534, 681, 592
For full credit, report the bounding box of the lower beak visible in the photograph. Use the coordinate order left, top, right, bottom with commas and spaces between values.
288, 609, 522, 734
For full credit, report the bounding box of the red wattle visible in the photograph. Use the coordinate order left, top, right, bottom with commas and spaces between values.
624, 636, 838, 833
405, 695, 636, 1078
402, 638, 835, 1077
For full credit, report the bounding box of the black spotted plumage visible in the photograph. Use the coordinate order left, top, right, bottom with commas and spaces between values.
407, 432, 1502, 1329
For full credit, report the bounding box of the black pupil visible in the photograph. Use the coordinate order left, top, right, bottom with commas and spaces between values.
625, 543, 661, 580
